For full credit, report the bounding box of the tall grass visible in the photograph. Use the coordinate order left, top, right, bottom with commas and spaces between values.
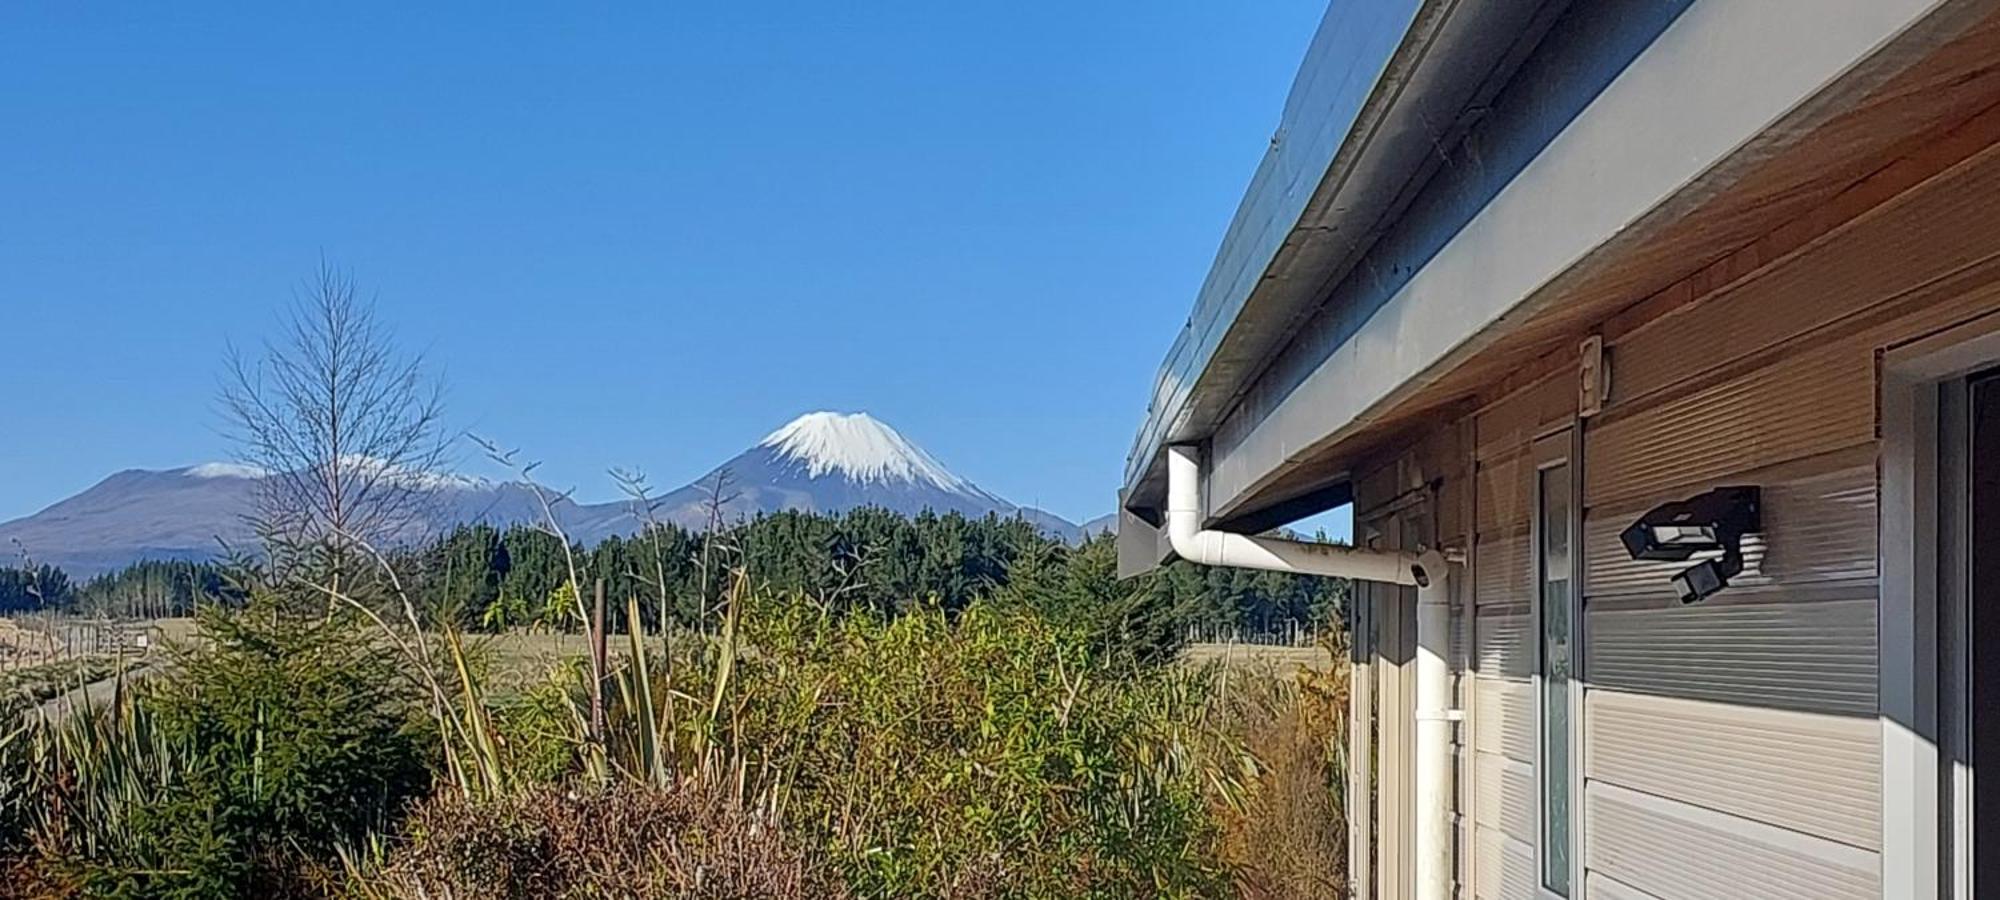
1206, 644, 1351, 899
10, 683, 189, 871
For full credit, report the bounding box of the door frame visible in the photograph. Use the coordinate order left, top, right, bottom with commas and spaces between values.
1528, 426, 1585, 898
1880, 309, 2000, 899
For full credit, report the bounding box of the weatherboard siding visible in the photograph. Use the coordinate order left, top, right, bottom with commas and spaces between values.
1352, 86, 2000, 900
1462, 371, 1570, 900
1559, 137, 2000, 898
1288, 10, 2000, 897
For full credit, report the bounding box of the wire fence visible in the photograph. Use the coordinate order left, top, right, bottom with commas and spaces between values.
1182, 620, 1326, 648
0, 613, 153, 671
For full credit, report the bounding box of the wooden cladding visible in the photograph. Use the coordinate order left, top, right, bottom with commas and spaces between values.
1586, 690, 1881, 851
1585, 781, 1879, 900
1474, 605, 1531, 680
1584, 339, 1875, 508
1609, 138, 2000, 410
1584, 450, 1878, 599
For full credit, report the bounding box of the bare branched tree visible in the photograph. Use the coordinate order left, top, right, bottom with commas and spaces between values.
695, 468, 739, 621
221, 262, 449, 593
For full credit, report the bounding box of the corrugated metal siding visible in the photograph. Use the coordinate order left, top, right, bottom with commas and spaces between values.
1354, 428, 1474, 900
1473, 532, 1531, 608
1465, 372, 1567, 898
1577, 212, 1903, 895
1583, 452, 1877, 597
1474, 750, 1534, 838
1585, 781, 1879, 900
1586, 872, 1669, 900
1441, 66, 2000, 900
1454, 566, 1476, 681
1349, 423, 1475, 899
1475, 451, 1537, 535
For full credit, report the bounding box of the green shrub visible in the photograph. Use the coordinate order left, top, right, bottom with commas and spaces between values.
650, 594, 1246, 898
18, 602, 433, 896
487, 655, 588, 786
428, 588, 1249, 897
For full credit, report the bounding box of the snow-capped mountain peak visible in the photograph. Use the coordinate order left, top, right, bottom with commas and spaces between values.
0, 411, 1083, 576
758, 411, 975, 494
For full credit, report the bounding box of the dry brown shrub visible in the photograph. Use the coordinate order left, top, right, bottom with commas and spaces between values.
1209, 650, 1351, 900
0, 855, 72, 900
357, 782, 848, 900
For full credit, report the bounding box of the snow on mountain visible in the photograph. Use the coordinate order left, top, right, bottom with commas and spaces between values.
573, 412, 1074, 542
181, 462, 270, 480
333, 454, 493, 491
758, 411, 982, 496
0, 412, 1082, 574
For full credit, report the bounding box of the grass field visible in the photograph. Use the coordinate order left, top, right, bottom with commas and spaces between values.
22, 621, 1336, 723
1179, 641, 1336, 673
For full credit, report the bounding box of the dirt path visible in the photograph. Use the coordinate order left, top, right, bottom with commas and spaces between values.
32, 662, 155, 721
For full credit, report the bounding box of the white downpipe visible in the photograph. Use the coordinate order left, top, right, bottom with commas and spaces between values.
1166, 444, 1455, 900
1413, 565, 1454, 900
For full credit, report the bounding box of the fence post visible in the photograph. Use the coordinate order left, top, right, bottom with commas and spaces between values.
590, 578, 608, 744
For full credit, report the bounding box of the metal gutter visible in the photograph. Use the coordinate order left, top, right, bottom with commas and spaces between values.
1123, 0, 1567, 515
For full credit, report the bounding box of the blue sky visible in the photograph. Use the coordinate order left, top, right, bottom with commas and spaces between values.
0, 2, 1329, 525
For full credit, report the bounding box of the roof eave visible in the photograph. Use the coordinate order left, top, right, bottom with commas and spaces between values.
1122, 0, 1568, 517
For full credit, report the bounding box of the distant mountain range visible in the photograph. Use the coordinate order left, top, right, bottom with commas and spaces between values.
0, 412, 1098, 576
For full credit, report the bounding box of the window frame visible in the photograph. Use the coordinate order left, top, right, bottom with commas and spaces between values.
1530, 427, 1584, 899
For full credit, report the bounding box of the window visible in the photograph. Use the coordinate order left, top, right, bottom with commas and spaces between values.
1538, 460, 1575, 896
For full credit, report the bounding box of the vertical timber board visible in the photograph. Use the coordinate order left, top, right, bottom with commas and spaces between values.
1352, 582, 1376, 899
1357, 448, 1417, 900
1458, 415, 1480, 899
1373, 505, 1413, 900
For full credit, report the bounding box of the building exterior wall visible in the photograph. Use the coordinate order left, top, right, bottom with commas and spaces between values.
1352, 425, 1469, 898
1350, 101, 2000, 900
1468, 371, 1573, 900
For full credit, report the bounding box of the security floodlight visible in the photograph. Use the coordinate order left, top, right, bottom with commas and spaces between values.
1617, 486, 1760, 604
